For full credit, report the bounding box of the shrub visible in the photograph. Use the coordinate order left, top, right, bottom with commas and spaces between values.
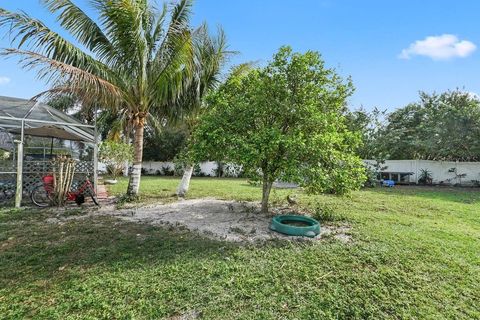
99, 141, 133, 180
363, 166, 378, 188
418, 169, 433, 185
161, 166, 174, 176
224, 163, 243, 177
311, 202, 345, 222
193, 164, 205, 177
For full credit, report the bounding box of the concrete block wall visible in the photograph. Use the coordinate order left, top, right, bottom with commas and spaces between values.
100, 159, 480, 186
141, 161, 218, 176
365, 160, 480, 185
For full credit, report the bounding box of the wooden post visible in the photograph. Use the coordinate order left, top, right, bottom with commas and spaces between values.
15, 120, 24, 208
93, 106, 98, 194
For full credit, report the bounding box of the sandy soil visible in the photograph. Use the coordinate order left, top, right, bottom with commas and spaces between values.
100, 198, 352, 243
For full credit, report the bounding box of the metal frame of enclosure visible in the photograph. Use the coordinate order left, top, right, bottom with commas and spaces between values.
0, 96, 98, 207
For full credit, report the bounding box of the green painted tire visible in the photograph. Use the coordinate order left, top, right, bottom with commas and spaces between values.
270, 215, 320, 238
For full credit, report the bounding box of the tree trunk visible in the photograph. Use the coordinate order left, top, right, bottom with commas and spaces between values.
176, 163, 194, 197
123, 124, 132, 177
127, 116, 145, 196
261, 174, 273, 214
123, 160, 129, 177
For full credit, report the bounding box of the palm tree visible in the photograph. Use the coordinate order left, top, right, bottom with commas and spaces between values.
0, 0, 195, 196
98, 102, 168, 177
177, 62, 256, 197
174, 26, 231, 197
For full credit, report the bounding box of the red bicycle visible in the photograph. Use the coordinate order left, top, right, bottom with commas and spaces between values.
30, 174, 99, 207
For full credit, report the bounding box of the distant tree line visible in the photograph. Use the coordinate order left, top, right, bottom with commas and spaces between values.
142, 128, 187, 162
47, 89, 480, 163
347, 90, 480, 162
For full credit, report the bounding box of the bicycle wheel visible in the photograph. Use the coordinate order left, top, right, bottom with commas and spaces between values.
91, 193, 99, 206
84, 184, 99, 206
30, 185, 53, 207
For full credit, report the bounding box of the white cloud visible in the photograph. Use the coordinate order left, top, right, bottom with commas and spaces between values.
0, 76, 11, 85
399, 34, 476, 60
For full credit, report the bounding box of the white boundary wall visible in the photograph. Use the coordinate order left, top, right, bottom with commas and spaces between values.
142, 161, 218, 176
364, 160, 480, 185
101, 160, 480, 185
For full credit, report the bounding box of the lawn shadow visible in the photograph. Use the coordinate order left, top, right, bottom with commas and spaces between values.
0, 213, 237, 286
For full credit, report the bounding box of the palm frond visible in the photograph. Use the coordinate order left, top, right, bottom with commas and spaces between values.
157, 0, 193, 51
0, 8, 119, 85
144, 4, 168, 64
1, 0, 205, 141
147, 111, 167, 133
41, 0, 114, 59
153, 0, 193, 68
93, 0, 149, 75
165, 24, 232, 124
2, 49, 121, 104
149, 28, 194, 109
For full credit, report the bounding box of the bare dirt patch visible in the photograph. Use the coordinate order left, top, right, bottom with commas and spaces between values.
103, 198, 352, 243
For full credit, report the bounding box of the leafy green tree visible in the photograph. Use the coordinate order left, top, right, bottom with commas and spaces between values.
380, 90, 480, 161
47, 94, 100, 126
47, 95, 77, 114
143, 127, 187, 161
345, 107, 388, 186
190, 46, 366, 213
345, 90, 480, 162
0, 0, 197, 196
345, 107, 387, 160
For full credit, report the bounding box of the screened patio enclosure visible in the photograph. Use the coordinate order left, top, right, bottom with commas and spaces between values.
0, 96, 98, 207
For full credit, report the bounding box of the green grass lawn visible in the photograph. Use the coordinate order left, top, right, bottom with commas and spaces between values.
1, 177, 479, 319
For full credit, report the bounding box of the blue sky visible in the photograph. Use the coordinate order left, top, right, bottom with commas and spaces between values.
1, 0, 479, 111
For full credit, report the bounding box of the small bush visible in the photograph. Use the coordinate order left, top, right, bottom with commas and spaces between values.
161, 166, 174, 176
99, 141, 133, 179
418, 168, 433, 185
363, 166, 378, 188
311, 202, 345, 222
193, 164, 205, 177
224, 163, 243, 177
116, 193, 140, 208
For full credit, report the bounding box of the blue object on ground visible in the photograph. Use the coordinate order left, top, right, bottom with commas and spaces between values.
382, 180, 395, 187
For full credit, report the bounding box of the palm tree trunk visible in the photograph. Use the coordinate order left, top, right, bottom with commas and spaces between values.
176, 163, 194, 197
127, 116, 145, 196
123, 133, 130, 177
261, 174, 273, 214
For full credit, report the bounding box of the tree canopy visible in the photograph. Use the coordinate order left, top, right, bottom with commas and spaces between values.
143, 127, 187, 161
190, 46, 366, 212
349, 90, 480, 161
